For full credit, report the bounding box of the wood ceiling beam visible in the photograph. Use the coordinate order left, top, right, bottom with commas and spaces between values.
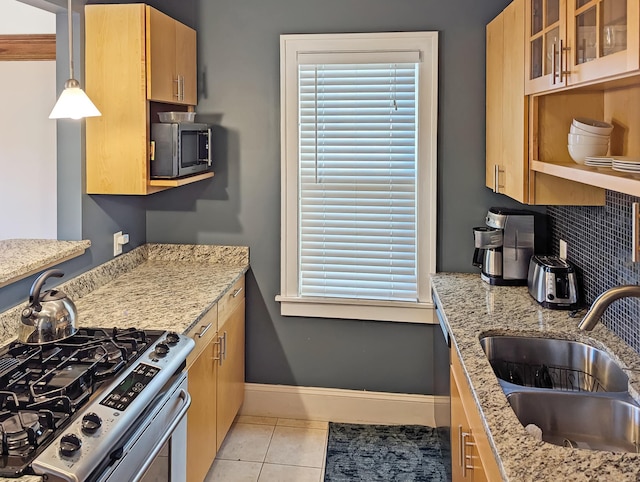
0, 34, 56, 61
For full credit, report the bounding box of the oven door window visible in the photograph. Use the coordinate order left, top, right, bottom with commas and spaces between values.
180, 130, 209, 168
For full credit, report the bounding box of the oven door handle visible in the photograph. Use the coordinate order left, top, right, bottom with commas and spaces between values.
131, 389, 191, 482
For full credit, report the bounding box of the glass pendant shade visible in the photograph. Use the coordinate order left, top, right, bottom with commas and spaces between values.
49, 79, 101, 119
49, 0, 101, 120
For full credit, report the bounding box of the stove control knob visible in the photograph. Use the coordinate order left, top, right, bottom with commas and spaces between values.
60, 433, 82, 457
165, 332, 180, 345
81, 412, 102, 434
155, 342, 170, 357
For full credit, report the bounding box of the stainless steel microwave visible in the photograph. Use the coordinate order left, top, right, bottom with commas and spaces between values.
150, 122, 212, 179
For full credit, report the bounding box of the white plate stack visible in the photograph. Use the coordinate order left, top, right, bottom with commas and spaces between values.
584, 156, 613, 170
567, 117, 613, 164
612, 157, 640, 178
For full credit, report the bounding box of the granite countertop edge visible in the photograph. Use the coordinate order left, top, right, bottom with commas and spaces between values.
431, 272, 640, 482
0, 239, 91, 288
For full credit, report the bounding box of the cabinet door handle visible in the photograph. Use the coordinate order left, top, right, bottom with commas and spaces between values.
221, 332, 228, 361
493, 165, 504, 193
458, 425, 464, 468
232, 287, 243, 298
212, 338, 222, 363
196, 322, 212, 338
461, 431, 476, 477
181, 75, 185, 101
560, 39, 571, 82
174, 76, 180, 99
552, 42, 558, 84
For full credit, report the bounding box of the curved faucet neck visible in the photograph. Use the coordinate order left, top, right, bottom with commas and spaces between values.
578, 285, 640, 331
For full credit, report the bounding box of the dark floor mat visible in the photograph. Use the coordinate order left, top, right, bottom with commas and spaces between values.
324, 423, 451, 482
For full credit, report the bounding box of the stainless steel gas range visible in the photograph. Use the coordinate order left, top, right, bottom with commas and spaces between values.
0, 327, 194, 481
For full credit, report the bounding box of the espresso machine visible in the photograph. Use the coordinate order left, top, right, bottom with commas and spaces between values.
473, 207, 547, 286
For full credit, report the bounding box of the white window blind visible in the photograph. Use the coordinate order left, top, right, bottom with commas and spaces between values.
298, 62, 418, 302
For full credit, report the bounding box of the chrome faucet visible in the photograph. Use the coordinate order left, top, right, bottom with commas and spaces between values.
578, 285, 640, 331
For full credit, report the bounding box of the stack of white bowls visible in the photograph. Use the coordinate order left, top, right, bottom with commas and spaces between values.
567, 117, 613, 164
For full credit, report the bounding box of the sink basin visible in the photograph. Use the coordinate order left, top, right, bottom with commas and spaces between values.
480, 335, 629, 392
507, 390, 640, 452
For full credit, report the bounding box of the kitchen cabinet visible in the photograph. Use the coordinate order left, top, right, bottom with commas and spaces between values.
216, 275, 246, 450
450, 347, 501, 482
526, 0, 639, 94
487, 0, 528, 202
487, 0, 604, 205
85, 4, 212, 195
186, 305, 219, 482
185, 276, 245, 481
146, 7, 197, 105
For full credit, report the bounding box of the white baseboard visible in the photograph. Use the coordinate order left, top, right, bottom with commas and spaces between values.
240, 383, 450, 427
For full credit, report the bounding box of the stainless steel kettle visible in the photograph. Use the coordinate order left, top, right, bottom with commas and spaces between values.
18, 269, 78, 344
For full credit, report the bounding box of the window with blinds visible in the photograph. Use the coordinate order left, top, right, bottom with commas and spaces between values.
298, 62, 418, 301
278, 32, 438, 322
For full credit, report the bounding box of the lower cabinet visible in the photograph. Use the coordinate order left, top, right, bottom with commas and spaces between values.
216, 297, 245, 450
450, 348, 501, 482
185, 275, 246, 481
186, 306, 219, 482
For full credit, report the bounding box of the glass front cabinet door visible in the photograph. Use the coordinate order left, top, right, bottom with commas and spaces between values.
525, 0, 568, 93
567, 0, 638, 84
526, 0, 638, 93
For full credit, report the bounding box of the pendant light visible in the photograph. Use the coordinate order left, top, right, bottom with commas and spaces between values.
49, 0, 101, 119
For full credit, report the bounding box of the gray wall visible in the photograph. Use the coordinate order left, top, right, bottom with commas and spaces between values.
146, 0, 518, 395
1, 0, 526, 396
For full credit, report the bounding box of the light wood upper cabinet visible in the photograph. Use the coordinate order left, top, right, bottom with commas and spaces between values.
487, 0, 529, 203
176, 21, 198, 105
146, 7, 197, 105
525, 0, 639, 94
85, 4, 209, 195
487, 0, 604, 205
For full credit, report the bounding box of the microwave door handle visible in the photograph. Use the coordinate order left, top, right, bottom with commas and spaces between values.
206, 128, 212, 166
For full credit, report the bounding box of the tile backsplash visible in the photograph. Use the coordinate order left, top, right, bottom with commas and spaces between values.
548, 191, 640, 352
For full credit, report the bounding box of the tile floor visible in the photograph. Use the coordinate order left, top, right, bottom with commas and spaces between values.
204, 416, 329, 482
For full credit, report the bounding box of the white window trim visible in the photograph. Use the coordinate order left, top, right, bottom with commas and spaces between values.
277, 32, 438, 323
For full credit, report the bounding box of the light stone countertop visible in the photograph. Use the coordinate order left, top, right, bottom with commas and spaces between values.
0, 243, 249, 482
0, 239, 91, 289
431, 272, 640, 482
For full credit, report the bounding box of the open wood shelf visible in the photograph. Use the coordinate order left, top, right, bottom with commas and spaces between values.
531, 160, 640, 197
148, 171, 214, 188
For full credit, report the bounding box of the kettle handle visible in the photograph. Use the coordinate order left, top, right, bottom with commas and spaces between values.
29, 269, 64, 310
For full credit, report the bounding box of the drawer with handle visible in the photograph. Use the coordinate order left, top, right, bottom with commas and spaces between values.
185, 303, 218, 369
218, 276, 245, 328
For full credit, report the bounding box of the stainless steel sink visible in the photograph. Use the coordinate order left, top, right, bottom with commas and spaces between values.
480, 335, 629, 393
479, 334, 640, 452
507, 390, 640, 453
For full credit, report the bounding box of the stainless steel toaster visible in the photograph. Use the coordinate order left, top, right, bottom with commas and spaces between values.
527, 255, 580, 310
